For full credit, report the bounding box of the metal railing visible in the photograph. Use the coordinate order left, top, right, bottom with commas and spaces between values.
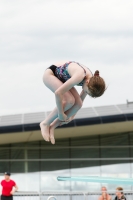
13, 191, 40, 200
12, 191, 133, 200
13, 191, 86, 200
42, 192, 86, 200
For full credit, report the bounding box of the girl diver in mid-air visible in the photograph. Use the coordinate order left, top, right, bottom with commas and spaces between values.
40, 61, 106, 144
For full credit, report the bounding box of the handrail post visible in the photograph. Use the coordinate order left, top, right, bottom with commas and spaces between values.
83, 192, 87, 200
39, 192, 41, 200
47, 196, 57, 200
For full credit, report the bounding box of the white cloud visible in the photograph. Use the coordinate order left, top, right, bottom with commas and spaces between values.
0, 0, 133, 115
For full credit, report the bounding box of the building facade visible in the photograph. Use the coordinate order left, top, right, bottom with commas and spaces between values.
0, 104, 133, 192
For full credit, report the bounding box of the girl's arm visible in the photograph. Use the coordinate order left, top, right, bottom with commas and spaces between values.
55, 73, 85, 120
50, 88, 87, 127
80, 89, 87, 101
69, 89, 87, 119
60, 89, 87, 124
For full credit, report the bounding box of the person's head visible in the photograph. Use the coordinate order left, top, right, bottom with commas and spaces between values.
4, 172, 11, 181
83, 70, 106, 98
116, 187, 123, 197
101, 186, 107, 192
101, 186, 107, 196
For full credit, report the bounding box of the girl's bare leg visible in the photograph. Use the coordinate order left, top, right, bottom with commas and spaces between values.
40, 69, 75, 142
49, 118, 61, 144
49, 87, 83, 144
40, 104, 73, 142
49, 118, 68, 144
49, 102, 82, 144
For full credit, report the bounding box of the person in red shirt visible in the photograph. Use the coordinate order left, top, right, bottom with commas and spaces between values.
0, 172, 18, 200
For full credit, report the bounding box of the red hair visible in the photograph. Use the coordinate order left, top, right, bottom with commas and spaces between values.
88, 70, 106, 98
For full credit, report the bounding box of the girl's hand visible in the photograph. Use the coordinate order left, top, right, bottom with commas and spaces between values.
58, 113, 68, 121
59, 116, 74, 126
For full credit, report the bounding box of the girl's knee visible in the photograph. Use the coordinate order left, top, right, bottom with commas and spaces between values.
68, 94, 75, 106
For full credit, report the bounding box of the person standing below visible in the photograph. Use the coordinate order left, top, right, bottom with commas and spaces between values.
0, 172, 18, 200
98, 186, 112, 200
114, 187, 126, 200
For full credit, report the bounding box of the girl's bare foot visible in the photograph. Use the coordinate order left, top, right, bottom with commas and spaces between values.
40, 122, 50, 142
49, 125, 55, 145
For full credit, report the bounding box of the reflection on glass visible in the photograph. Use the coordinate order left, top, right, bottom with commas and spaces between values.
71, 165, 101, 191
11, 172, 40, 191
0, 133, 133, 192
41, 170, 70, 191
101, 163, 131, 190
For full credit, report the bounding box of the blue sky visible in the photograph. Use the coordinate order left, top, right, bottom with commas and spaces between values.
0, 0, 133, 115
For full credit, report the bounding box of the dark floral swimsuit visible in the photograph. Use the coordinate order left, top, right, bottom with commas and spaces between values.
49, 61, 93, 86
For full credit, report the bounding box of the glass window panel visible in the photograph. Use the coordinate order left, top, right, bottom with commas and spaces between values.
0, 161, 10, 173
41, 139, 69, 159
129, 132, 133, 159
71, 161, 101, 191
41, 148, 69, 159
71, 181, 101, 191
101, 147, 129, 158
0, 132, 132, 193
71, 160, 100, 175
11, 172, 40, 192
71, 135, 99, 146
100, 132, 129, 146
10, 161, 25, 173
26, 141, 40, 147
101, 163, 131, 190
0, 149, 9, 159
41, 170, 70, 191
129, 132, 133, 145
129, 146, 133, 159
27, 149, 40, 159
11, 143, 26, 147
11, 141, 40, 148
41, 161, 69, 171
71, 147, 99, 159
11, 149, 24, 159
100, 133, 130, 166
28, 161, 40, 173
101, 163, 131, 175
131, 162, 133, 177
